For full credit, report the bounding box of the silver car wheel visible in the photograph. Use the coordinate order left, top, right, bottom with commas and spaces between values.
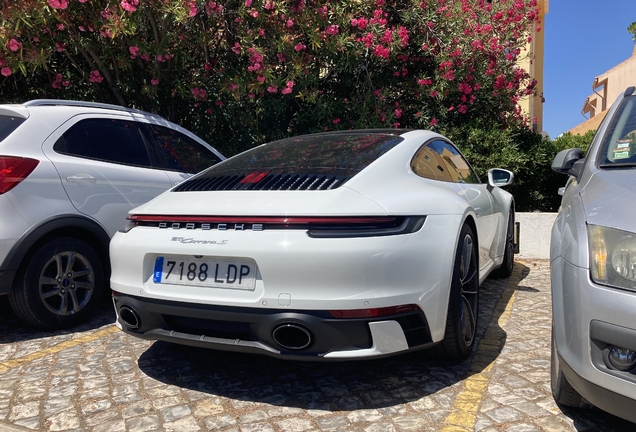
38, 250, 95, 316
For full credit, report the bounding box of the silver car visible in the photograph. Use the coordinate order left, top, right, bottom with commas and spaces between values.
550, 86, 636, 422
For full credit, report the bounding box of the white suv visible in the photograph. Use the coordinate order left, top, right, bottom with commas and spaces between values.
0, 100, 224, 329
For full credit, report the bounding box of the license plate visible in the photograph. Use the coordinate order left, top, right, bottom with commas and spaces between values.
153, 256, 256, 290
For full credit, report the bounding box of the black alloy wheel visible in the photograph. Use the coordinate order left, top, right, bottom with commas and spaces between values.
434, 224, 479, 360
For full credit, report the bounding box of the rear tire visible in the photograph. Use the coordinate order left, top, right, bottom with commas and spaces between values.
550, 323, 592, 408
9, 237, 104, 329
434, 224, 479, 360
492, 208, 514, 278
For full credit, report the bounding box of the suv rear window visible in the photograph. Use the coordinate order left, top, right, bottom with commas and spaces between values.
174, 132, 403, 192
0, 116, 26, 142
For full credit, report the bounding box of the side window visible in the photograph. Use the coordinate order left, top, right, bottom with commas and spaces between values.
54, 119, 152, 167
146, 125, 222, 173
411, 140, 479, 183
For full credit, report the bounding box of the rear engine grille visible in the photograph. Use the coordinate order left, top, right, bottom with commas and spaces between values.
174, 173, 351, 192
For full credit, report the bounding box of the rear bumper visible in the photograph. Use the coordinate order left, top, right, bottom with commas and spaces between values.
112, 292, 434, 361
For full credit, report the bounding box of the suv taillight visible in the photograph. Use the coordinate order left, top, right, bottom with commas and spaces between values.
0, 156, 40, 194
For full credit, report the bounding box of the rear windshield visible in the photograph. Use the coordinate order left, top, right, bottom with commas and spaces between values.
0, 116, 26, 142
598, 95, 636, 167
175, 132, 403, 191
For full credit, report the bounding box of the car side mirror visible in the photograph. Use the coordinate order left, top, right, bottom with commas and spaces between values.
552, 148, 584, 178
487, 168, 514, 187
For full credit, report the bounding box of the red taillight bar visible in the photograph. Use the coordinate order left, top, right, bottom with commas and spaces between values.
329, 304, 421, 319
127, 215, 397, 225
0, 156, 40, 194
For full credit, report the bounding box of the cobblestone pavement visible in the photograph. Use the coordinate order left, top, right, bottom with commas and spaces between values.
0, 259, 634, 432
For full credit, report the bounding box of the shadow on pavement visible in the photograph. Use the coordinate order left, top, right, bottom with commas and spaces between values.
0, 289, 116, 344
135, 263, 530, 411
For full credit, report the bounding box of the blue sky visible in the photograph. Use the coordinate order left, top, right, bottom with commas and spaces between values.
543, 0, 635, 139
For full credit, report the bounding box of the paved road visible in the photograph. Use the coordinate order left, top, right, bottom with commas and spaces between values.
0, 260, 633, 432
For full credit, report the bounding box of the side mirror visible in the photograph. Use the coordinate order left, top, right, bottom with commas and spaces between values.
552, 148, 584, 178
487, 168, 514, 187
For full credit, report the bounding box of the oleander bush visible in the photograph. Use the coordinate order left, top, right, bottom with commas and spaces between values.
0, 0, 560, 209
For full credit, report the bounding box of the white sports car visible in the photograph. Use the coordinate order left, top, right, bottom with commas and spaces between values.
110, 129, 517, 361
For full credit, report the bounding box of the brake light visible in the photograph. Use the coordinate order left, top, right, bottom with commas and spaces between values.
0, 156, 40, 194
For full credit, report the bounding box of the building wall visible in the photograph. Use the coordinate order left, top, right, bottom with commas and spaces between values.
570, 44, 636, 135
518, 0, 548, 134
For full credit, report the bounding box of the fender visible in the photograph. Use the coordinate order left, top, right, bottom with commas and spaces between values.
0, 215, 111, 295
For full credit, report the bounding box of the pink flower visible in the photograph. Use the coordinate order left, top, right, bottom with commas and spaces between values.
151, 78, 159, 85
232, 43, 241, 54
417, 78, 432, 86
227, 83, 238, 91
48, 0, 68, 9
373, 45, 389, 59
245, 0, 252, 6
8, 39, 21, 52
191, 87, 208, 100
257, 75, 266, 83
129, 46, 140, 58
395, 109, 402, 118
57, 24, 65, 30
332, 118, 341, 124
215, 100, 223, 106
459, 82, 473, 94
381, 29, 392, 44
121, 0, 139, 12
325, 25, 339, 35
458, 105, 468, 114
89, 70, 103, 83
286, 81, 294, 88
78, 26, 85, 32
56, 42, 66, 52
430, 90, 438, 97
251, 11, 258, 17
316, 5, 328, 17
429, 118, 438, 126
141, 53, 151, 61
267, 85, 278, 93
294, 43, 306, 52
286, 19, 294, 28
1, 68, 12, 77
494, 74, 506, 90
264, 1, 274, 10
393, 122, 400, 128
281, 87, 292, 95
188, 1, 198, 16
52, 73, 69, 89
277, 53, 287, 62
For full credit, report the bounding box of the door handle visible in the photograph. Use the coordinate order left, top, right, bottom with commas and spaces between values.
66, 173, 96, 184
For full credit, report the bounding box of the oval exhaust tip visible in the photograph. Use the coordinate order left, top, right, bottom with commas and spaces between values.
272, 323, 313, 350
119, 306, 140, 329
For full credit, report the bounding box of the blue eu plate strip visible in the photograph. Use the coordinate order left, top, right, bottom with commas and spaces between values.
153, 257, 164, 283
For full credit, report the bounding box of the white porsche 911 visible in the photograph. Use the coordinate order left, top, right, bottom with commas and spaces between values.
110, 129, 517, 361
